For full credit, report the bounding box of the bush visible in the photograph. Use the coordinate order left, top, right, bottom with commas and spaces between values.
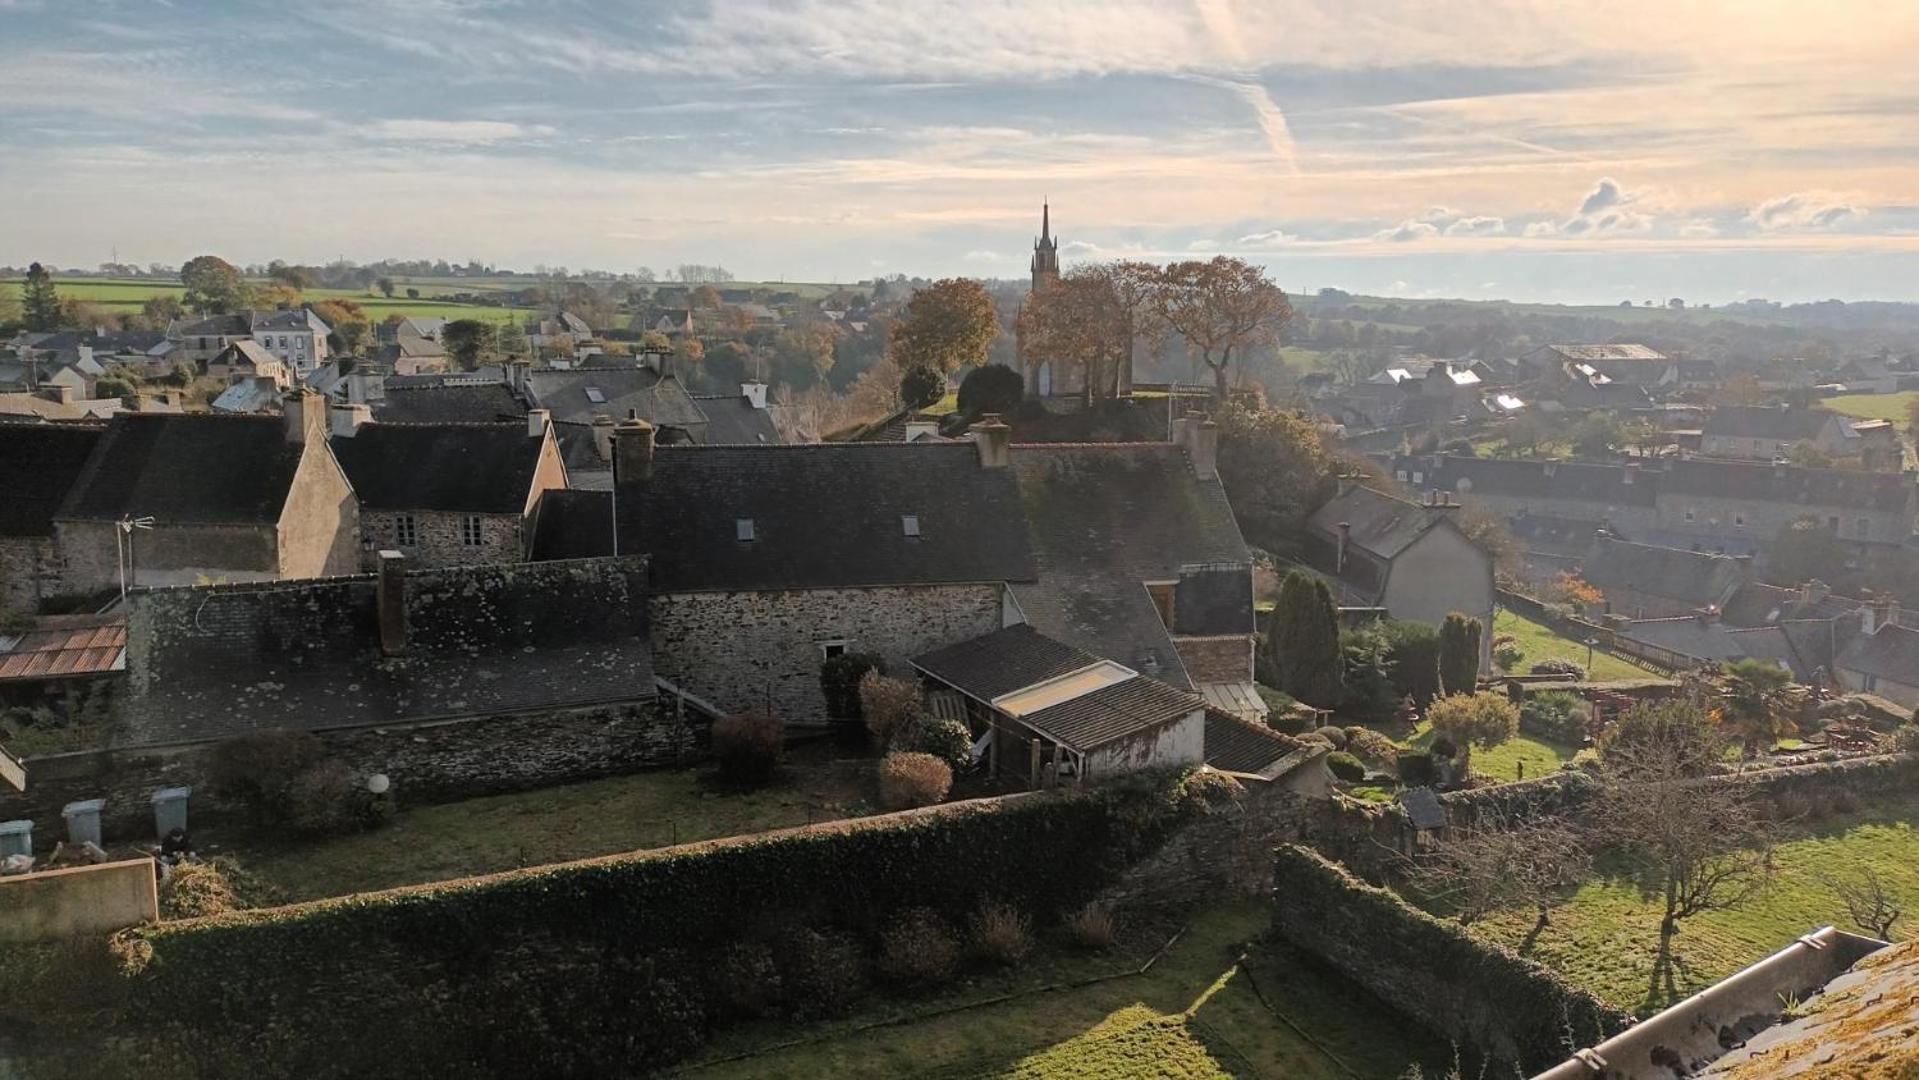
1325, 751, 1366, 782
820, 653, 882, 720
957, 362, 1024, 417
284, 759, 384, 837
1313, 725, 1348, 749
1064, 902, 1116, 951
1494, 641, 1525, 672
1396, 751, 1439, 787
1529, 659, 1586, 679
1429, 735, 1458, 759
1267, 704, 1311, 735
879, 752, 952, 810
207, 729, 325, 824
1342, 726, 1400, 768
1520, 691, 1592, 744
711, 941, 781, 1019
967, 902, 1033, 966
713, 711, 784, 788
900, 364, 945, 410
896, 716, 973, 772
878, 908, 960, 985
775, 929, 866, 1021
859, 671, 923, 746
1381, 621, 1442, 707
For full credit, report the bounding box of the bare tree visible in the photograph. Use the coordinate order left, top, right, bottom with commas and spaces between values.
1404, 811, 1590, 948
1822, 868, 1903, 940
1152, 256, 1292, 401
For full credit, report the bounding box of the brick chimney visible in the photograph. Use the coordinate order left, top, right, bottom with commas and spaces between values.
613, 413, 656, 484
282, 388, 325, 444
527, 408, 550, 438
975, 412, 1011, 468
377, 550, 407, 656
330, 402, 371, 437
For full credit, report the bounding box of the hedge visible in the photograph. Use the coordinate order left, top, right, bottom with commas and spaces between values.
110, 768, 1237, 1078
1270, 844, 1631, 1072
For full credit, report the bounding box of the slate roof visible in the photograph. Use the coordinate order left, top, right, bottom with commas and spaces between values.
1534, 343, 1666, 363
911, 623, 1101, 703
0, 393, 97, 422
0, 424, 108, 534
1702, 406, 1850, 442
1837, 623, 1919, 683
214, 339, 279, 372
250, 308, 329, 334
56, 414, 306, 525
531, 489, 614, 561
625, 442, 1037, 592
689, 395, 782, 445
1019, 675, 1201, 751
1307, 484, 1445, 561
1664, 458, 1910, 512
211, 377, 283, 414
170, 314, 250, 338
1721, 582, 1868, 626
374, 382, 526, 424
0, 615, 126, 682
1620, 619, 1808, 676
1399, 786, 1448, 830
330, 422, 546, 514
1009, 444, 1250, 690
526, 367, 709, 432
1202, 708, 1304, 775
1583, 534, 1749, 607
1388, 453, 1658, 508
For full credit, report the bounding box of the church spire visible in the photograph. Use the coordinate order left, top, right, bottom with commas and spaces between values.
1030, 201, 1059, 291
1041, 200, 1050, 243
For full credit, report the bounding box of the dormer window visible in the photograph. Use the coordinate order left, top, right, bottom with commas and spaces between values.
902, 514, 921, 538
735, 518, 756, 542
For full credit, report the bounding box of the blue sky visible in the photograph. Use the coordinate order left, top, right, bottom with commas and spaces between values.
3, 0, 1916, 303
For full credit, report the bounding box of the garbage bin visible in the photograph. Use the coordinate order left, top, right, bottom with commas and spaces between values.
151, 787, 191, 838
62, 799, 105, 848
0, 819, 30, 858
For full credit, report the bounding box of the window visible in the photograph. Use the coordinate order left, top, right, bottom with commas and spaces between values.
295, 337, 306, 351
394, 514, 417, 546
901, 514, 921, 538
584, 387, 605, 404
735, 518, 756, 542
1395, 469, 1407, 482
1684, 507, 1695, 523
462, 515, 484, 547
1734, 513, 1745, 528
1411, 471, 1424, 484
819, 640, 850, 659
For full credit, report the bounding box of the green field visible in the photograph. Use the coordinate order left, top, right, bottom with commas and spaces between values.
1495, 608, 1648, 682
1472, 796, 1919, 1011
1826, 390, 1918, 433
692, 902, 1449, 1079
1404, 720, 1578, 783
1, 277, 535, 327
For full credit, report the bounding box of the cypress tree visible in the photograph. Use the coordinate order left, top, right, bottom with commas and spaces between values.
21, 262, 61, 332
1269, 570, 1344, 707
1438, 612, 1483, 695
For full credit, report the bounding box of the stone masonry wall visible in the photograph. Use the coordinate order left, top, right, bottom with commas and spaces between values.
0, 535, 66, 613
1098, 775, 1321, 911
649, 584, 1002, 721
1172, 634, 1254, 683
53, 519, 280, 594
357, 510, 524, 571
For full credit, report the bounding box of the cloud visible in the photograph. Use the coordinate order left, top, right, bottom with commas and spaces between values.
961, 249, 1009, 263
1525, 177, 1655, 238
1375, 220, 1440, 242
1579, 177, 1625, 215
1444, 215, 1505, 236
367, 119, 552, 142
1678, 218, 1720, 237
1748, 191, 1864, 231
1235, 228, 1296, 246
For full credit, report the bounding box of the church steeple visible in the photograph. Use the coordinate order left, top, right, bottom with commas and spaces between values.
1030, 201, 1059, 292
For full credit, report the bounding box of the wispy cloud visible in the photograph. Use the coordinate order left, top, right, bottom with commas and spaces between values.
1748, 191, 1864, 231
366, 119, 554, 143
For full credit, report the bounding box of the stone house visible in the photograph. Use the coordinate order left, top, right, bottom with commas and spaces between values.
1581, 531, 1752, 619
1303, 482, 1497, 666
249, 308, 331, 376
164, 313, 253, 364
47, 392, 359, 594
1834, 601, 1919, 707
1520, 343, 1671, 385
1700, 406, 1858, 461
0, 423, 106, 613
206, 340, 289, 387
328, 407, 568, 569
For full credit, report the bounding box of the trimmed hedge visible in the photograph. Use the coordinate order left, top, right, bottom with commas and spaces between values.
1270, 844, 1631, 1071
115, 769, 1237, 1078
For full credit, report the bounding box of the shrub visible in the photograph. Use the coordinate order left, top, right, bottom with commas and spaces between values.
284, 760, 377, 837
1342, 726, 1400, 769
1770, 791, 1814, 823
879, 752, 952, 810
775, 929, 866, 1021
900, 364, 945, 410
895, 716, 973, 772
1429, 735, 1458, 759
1520, 690, 1592, 744
957, 362, 1024, 417
1437, 612, 1483, 696
1063, 903, 1116, 951
878, 908, 960, 985
1396, 750, 1439, 787
967, 902, 1033, 966
1425, 692, 1520, 776
1267, 705, 1311, 735
1325, 751, 1366, 782
1382, 620, 1442, 707
710, 941, 781, 1019
1313, 725, 1347, 749
819, 653, 881, 720
1298, 732, 1335, 751
1529, 659, 1586, 679
207, 729, 325, 824
713, 711, 784, 788
1494, 642, 1525, 672
859, 671, 923, 747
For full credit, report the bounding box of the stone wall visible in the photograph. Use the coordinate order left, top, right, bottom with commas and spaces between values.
53, 519, 280, 594
357, 510, 524, 571
0, 858, 158, 944
0, 699, 701, 848
648, 584, 1002, 721
276, 433, 360, 579
0, 535, 64, 613
1171, 634, 1253, 683
1099, 770, 1325, 910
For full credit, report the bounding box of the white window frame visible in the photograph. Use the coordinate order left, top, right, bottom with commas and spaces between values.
394, 513, 417, 547
462, 515, 484, 547
735, 518, 756, 542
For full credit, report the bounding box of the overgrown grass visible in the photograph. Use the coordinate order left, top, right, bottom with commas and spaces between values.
1471, 796, 1919, 1011
226, 757, 875, 903
691, 902, 1449, 1079
1495, 608, 1647, 683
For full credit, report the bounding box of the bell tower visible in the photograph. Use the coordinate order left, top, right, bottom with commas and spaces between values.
1030, 201, 1059, 293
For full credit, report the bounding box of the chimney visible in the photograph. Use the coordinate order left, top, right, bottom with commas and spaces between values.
345, 371, 384, 405
591, 414, 616, 464
527, 408, 550, 438
377, 550, 408, 656
1693, 605, 1720, 626
613, 413, 656, 484
1624, 461, 1640, 484
904, 419, 939, 442
1188, 417, 1219, 481
1866, 596, 1896, 633
740, 380, 768, 410
330, 401, 371, 437
506, 359, 530, 398
43, 384, 74, 405
283, 388, 325, 444
1802, 579, 1830, 606
1335, 521, 1351, 573
975, 412, 1011, 468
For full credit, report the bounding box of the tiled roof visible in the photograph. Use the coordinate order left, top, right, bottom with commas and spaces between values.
526, 367, 708, 431
1019, 675, 1200, 751
1202, 707, 1302, 774
215, 339, 278, 371
0, 615, 125, 682
0, 423, 105, 535
330, 422, 546, 513
56, 413, 306, 525
626, 442, 1037, 592
1536, 343, 1666, 362
1583, 533, 1750, 607
1702, 406, 1848, 441
1721, 582, 1868, 626
912, 623, 1101, 703
1388, 454, 1657, 507
374, 382, 526, 424
250, 308, 329, 334
1664, 458, 1910, 511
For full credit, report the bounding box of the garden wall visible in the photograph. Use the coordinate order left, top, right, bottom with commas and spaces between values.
0, 859, 156, 944
1269, 844, 1633, 1072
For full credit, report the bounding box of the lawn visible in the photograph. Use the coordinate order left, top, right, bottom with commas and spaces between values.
1404, 721, 1577, 783
1826, 390, 1918, 433
1471, 796, 1919, 1012
221, 756, 876, 903
1495, 608, 1647, 683
689, 902, 1450, 1079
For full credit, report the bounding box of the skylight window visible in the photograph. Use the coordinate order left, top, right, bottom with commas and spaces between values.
902, 514, 921, 538
735, 518, 756, 542
584, 387, 605, 404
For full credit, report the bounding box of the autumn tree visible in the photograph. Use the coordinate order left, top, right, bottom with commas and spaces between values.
311, 299, 370, 356
1437, 613, 1483, 696
267, 263, 314, 291
180, 255, 251, 313
1425, 691, 1518, 777
637, 329, 673, 357
141, 295, 183, 326
889, 278, 998, 376
689, 284, 723, 309
1211, 402, 1334, 550
1153, 256, 1292, 400
1267, 570, 1343, 707
21, 262, 61, 332
1016, 269, 1124, 405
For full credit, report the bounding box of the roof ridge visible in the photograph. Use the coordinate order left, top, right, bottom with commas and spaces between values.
1008, 440, 1178, 449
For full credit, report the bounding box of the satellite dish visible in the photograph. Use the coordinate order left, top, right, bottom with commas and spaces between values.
367, 773, 391, 795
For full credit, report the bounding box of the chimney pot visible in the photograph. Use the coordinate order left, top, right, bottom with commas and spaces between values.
527, 408, 550, 438
377, 551, 408, 656
590, 414, 616, 463
975, 413, 1012, 468
1335, 520, 1351, 573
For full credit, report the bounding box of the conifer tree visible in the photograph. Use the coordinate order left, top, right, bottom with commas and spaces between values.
1438, 612, 1483, 696
1268, 570, 1343, 707
21, 262, 60, 332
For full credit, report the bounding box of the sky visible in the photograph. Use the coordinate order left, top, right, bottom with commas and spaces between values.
2, 0, 1916, 304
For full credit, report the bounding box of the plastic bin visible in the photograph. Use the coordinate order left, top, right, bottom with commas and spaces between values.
151, 787, 192, 838
62, 799, 105, 848
0, 819, 30, 859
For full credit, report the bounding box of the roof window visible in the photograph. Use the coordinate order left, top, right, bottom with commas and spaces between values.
584, 387, 605, 404
735, 518, 756, 542
902, 514, 921, 538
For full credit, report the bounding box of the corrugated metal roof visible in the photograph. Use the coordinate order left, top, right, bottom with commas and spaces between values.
0, 615, 126, 682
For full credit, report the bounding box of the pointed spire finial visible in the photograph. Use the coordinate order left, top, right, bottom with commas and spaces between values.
1041, 199, 1050, 242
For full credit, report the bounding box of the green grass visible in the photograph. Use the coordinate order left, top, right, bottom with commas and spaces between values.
691, 902, 1449, 1079
222, 759, 876, 903
1403, 722, 1578, 783
1826, 391, 1918, 433
1, 277, 537, 328
1495, 608, 1647, 682
1471, 797, 1919, 1012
